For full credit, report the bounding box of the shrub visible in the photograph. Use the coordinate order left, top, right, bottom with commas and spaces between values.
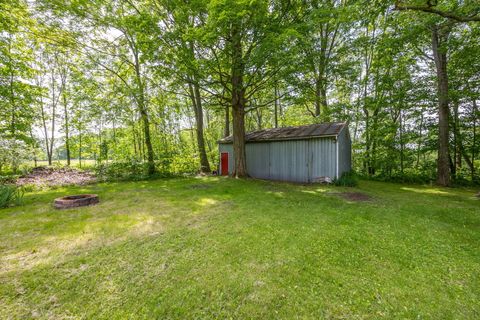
333, 171, 358, 187
0, 184, 24, 208
94, 160, 175, 182
95, 160, 146, 181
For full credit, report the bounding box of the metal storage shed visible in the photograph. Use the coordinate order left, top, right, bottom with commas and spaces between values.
218, 122, 351, 183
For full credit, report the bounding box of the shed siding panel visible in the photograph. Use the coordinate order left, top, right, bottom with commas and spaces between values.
246, 143, 270, 179
219, 131, 350, 181
309, 138, 337, 180
267, 140, 309, 182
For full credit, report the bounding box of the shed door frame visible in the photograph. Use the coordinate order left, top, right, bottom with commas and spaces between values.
220, 152, 229, 175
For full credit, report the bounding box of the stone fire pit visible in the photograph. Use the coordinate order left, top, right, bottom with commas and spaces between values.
54, 194, 99, 209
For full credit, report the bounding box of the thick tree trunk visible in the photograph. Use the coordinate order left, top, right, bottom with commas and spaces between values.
231, 23, 247, 177
188, 81, 211, 173
232, 100, 247, 177
432, 26, 451, 186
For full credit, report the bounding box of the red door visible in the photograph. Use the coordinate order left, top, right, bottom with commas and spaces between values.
221, 152, 229, 175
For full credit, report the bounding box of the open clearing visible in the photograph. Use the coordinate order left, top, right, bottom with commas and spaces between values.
0, 178, 479, 319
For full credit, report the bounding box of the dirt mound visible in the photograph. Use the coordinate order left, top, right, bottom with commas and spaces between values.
17, 167, 96, 187
335, 192, 372, 202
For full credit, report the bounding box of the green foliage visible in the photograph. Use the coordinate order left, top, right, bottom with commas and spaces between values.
95, 160, 153, 181
1, 0, 479, 185
0, 184, 24, 208
362, 171, 435, 185
94, 160, 179, 182
333, 171, 358, 187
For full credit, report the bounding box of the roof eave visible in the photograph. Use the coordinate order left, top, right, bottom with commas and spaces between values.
218, 134, 339, 144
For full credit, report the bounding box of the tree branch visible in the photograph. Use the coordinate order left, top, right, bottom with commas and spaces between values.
395, 1, 480, 22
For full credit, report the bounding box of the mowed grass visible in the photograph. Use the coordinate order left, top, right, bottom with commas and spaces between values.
0, 177, 479, 319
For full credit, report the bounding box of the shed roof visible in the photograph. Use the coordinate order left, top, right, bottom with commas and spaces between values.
218, 122, 347, 143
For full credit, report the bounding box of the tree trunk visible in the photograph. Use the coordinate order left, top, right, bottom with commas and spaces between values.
188, 81, 211, 173
274, 84, 279, 128
432, 25, 451, 186
472, 98, 477, 179
449, 107, 475, 176
133, 50, 155, 175
224, 105, 230, 137
39, 94, 52, 166
62, 84, 71, 166
48, 70, 57, 166
399, 110, 404, 174
231, 23, 247, 177
79, 129, 82, 168
416, 112, 424, 168
453, 102, 461, 171
139, 107, 154, 174
314, 77, 321, 117
132, 122, 138, 158
313, 76, 327, 119
255, 107, 262, 130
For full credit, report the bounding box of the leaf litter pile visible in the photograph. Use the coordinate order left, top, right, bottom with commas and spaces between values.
16, 167, 96, 187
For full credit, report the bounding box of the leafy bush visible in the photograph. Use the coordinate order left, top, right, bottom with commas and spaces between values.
0, 137, 30, 174
95, 160, 146, 181
0, 175, 19, 184
95, 160, 175, 182
333, 171, 358, 187
0, 185, 24, 208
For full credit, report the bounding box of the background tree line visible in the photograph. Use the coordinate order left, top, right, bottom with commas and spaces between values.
1, 0, 479, 186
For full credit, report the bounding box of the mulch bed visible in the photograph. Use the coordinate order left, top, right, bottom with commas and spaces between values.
334, 192, 373, 202
16, 167, 96, 187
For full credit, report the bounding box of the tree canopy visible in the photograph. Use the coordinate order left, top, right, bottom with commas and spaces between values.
1, 0, 479, 186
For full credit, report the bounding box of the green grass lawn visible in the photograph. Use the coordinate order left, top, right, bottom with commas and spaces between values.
0, 177, 479, 319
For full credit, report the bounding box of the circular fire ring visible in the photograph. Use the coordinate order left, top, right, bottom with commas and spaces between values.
54, 194, 99, 209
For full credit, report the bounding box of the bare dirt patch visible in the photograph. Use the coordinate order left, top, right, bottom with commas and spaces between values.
188, 184, 212, 190
17, 167, 96, 187
334, 192, 373, 202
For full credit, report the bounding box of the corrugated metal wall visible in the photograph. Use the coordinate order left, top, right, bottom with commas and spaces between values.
309, 137, 337, 181
219, 130, 351, 182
